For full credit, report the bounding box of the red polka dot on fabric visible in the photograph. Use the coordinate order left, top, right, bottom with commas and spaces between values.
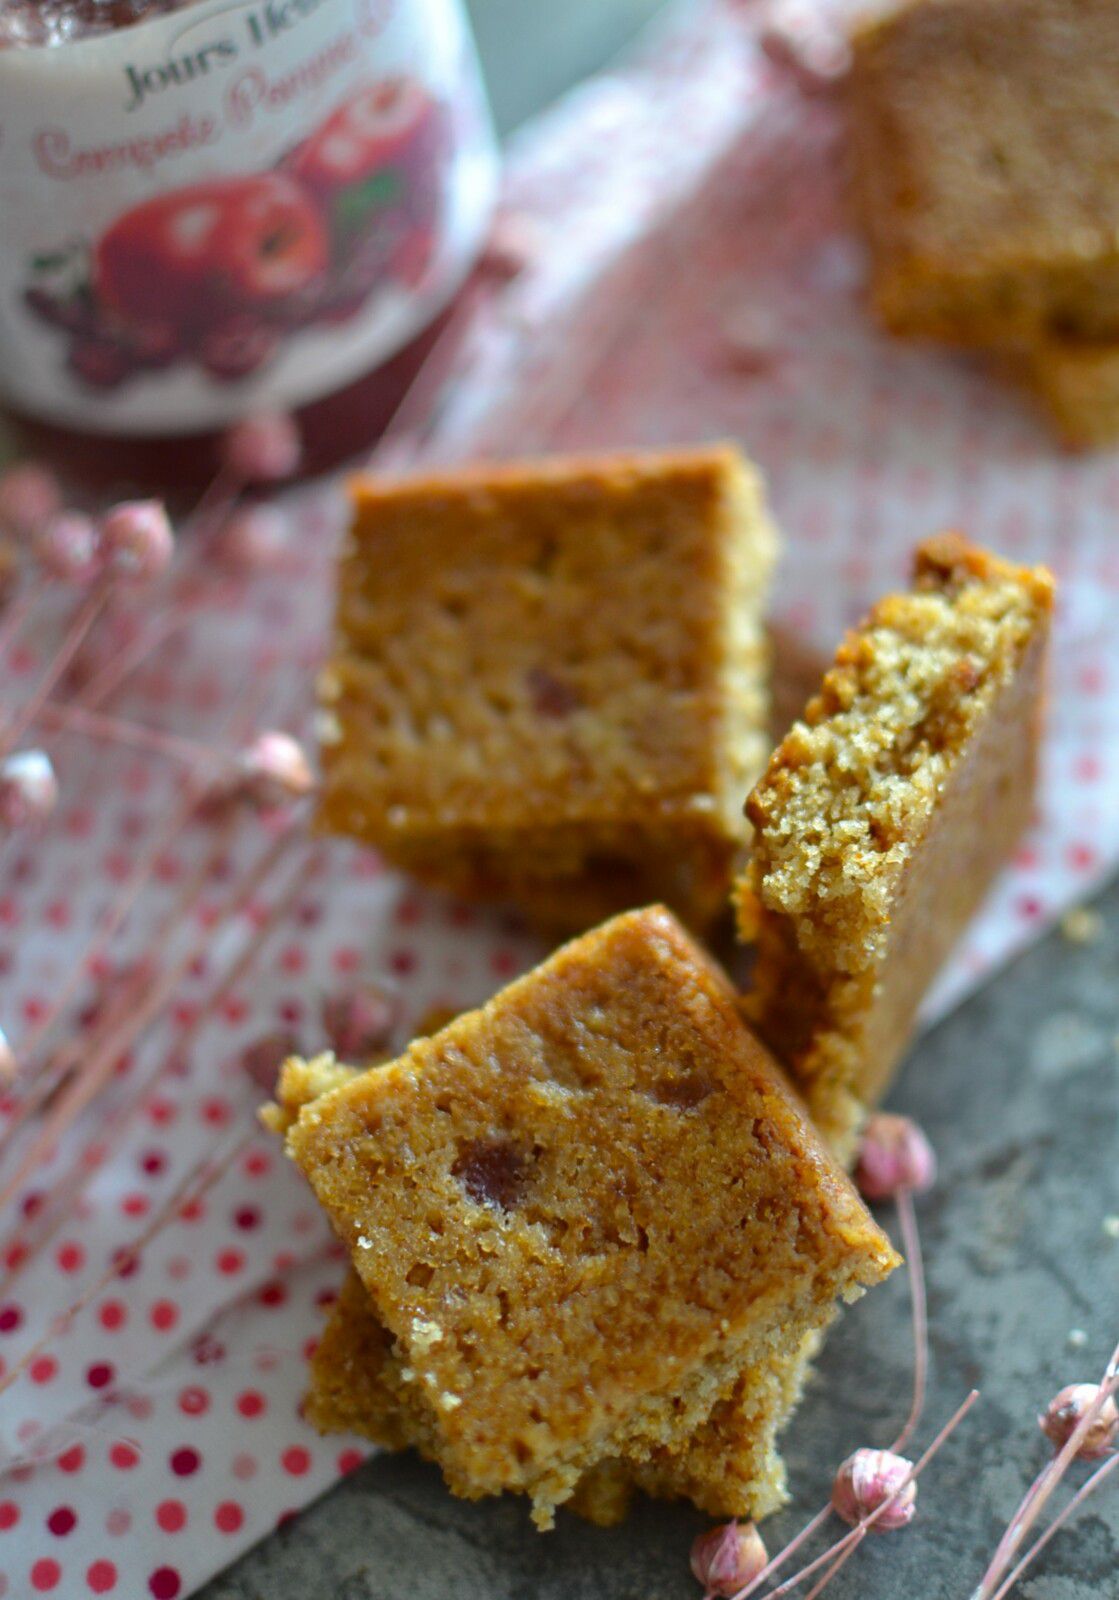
30, 1559, 61, 1592
98, 1302, 126, 1333
216, 1249, 244, 1275
236, 1390, 265, 1419
29, 1356, 57, 1385
214, 1502, 243, 1534
109, 1443, 139, 1471
46, 1508, 76, 1537
178, 1386, 209, 1417
0, 1504, 18, 1531
56, 1242, 84, 1273
86, 1362, 115, 1390
87, 1560, 117, 1594
155, 1501, 186, 1534
338, 1448, 364, 1474
282, 1446, 310, 1476
169, 1448, 200, 1477
148, 1569, 181, 1600
150, 1301, 179, 1333
58, 1446, 84, 1474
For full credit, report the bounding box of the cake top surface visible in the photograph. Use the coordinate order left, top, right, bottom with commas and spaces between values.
318, 444, 775, 832
281, 906, 897, 1479
742, 535, 1054, 964
850, 0, 1119, 274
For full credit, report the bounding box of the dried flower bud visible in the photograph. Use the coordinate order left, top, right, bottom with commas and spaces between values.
479, 212, 541, 284
322, 985, 396, 1063
1040, 1383, 1119, 1461
0, 749, 58, 829
101, 500, 174, 582
0, 463, 62, 542
690, 1520, 768, 1597
759, 0, 851, 92
35, 510, 103, 585
223, 413, 301, 483
217, 504, 286, 574
238, 731, 315, 810
855, 1113, 936, 1201
831, 1448, 917, 1531
240, 1031, 301, 1094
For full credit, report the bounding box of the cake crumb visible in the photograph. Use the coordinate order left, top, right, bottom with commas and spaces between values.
1061, 907, 1103, 945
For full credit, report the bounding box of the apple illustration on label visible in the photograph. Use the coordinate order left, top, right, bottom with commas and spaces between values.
95, 173, 329, 334
289, 77, 440, 202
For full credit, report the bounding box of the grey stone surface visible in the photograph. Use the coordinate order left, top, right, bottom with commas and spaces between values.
200, 876, 1119, 1600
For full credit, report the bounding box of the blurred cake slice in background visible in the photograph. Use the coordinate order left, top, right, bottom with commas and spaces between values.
317, 446, 779, 932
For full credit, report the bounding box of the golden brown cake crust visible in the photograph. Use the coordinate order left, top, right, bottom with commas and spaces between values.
280, 907, 898, 1526
848, 0, 1119, 347
737, 535, 1054, 1156
317, 447, 778, 932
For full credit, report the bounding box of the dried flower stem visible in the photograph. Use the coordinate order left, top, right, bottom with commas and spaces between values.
0, 807, 305, 1218
971, 1337, 1119, 1599
69, 602, 193, 709
35, 699, 224, 771
1, 840, 326, 1298
0, 1126, 250, 1400
800, 1533, 860, 1600
0, 581, 112, 759
730, 1183, 931, 1599
986, 1447, 1119, 1600
745, 1391, 978, 1600
0, 799, 241, 1143
892, 1188, 927, 1453
6, 667, 288, 1079
7, 779, 208, 1071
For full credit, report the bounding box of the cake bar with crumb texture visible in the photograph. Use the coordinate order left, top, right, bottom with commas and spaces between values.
276, 907, 898, 1528
848, 0, 1119, 350
736, 535, 1054, 1158
306, 1266, 821, 1524
317, 448, 778, 932
1013, 332, 1119, 449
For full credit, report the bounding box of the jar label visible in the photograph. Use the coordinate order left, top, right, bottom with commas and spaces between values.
0, 0, 497, 433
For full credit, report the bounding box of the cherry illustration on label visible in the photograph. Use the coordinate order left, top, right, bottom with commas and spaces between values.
21, 75, 447, 392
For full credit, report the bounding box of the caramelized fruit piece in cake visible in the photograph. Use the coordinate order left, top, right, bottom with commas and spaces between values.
316, 447, 779, 932
736, 535, 1054, 1158
848, 0, 1119, 349
276, 906, 898, 1528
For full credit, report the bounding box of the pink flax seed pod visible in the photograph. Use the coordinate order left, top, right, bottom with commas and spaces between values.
217, 504, 287, 574
0, 749, 58, 829
321, 985, 396, 1062
855, 1113, 936, 1201
238, 732, 315, 810
101, 500, 174, 582
223, 413, 301, 484
240, 1031, 301, 1094
0, 462, 62, 542
689, 1520, 768, 1597
35, 510, 103, 585
831, 1448, 917, 1531
1040, 1383, 1119, 1461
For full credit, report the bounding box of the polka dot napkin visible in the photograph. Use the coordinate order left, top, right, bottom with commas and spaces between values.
4, 3, 1118, 1596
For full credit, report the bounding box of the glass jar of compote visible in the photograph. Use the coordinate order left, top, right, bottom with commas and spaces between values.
0, 0, 497, 487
